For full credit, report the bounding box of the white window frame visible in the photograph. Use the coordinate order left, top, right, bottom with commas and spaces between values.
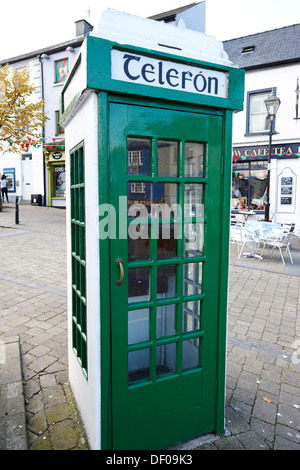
131, 182, 146, 194
246, 88, 275, 135
128, 150, 143, 167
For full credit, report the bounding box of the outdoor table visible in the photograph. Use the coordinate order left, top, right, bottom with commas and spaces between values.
246, 221, 284, 240
245, 221, 285, 259
238, 210, 256, 222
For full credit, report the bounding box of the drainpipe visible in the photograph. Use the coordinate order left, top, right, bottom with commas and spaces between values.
39, 54, 47, 206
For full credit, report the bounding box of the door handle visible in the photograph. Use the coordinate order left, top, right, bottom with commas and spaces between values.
116, 258, 124, 287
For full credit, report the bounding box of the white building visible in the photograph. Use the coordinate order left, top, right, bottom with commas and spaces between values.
0, 57, 44, 203
223, 24, 300, 225
0, 19, 93, 207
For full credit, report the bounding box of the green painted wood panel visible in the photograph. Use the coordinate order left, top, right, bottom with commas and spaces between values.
108, 102, 224, 450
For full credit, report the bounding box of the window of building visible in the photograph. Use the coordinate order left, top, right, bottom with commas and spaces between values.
55, 110, 64, 135
242, 45, 255, 53
55, 58, 69, 84
232, 161, 268, 211
131, 182, 146, 194
128, 150, 143, 167
246, 89, 273, 135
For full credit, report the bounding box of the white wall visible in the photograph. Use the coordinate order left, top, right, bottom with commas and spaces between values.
233, 63, 300, 146
0, 57, 44, 200
232, 63, 300, 224
64, 91, 100, 450
42, 48, 80, 138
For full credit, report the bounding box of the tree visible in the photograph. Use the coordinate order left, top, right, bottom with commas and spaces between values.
0, 64, 47, 153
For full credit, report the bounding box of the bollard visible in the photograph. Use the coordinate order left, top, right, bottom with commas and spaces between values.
15, 196, 19, 225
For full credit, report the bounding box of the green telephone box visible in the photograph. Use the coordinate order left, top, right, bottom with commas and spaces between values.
61, 10, 244, 450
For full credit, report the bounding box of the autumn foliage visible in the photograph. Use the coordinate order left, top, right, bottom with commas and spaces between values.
0, 64, 47, 153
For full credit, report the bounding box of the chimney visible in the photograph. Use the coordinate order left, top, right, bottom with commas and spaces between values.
75, 19, 94, 37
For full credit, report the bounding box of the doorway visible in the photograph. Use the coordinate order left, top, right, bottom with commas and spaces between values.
109, 102, 224, 449
21, 154, 33, 200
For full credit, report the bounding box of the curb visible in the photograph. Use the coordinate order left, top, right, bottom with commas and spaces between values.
0, 336, 27, 450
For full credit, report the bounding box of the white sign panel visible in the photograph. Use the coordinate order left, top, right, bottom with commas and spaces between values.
111, 49, 228, 98
277, 167, 296, 214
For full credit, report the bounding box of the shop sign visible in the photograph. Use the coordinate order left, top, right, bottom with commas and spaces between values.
52, 152, 63, 160
111, 49, 228, 98
233, 143, 300, 162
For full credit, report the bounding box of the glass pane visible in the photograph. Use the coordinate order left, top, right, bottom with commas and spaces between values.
127, 138, 150, 176
183, 263, 202, 296
185, 143, 204, 177
250, 114, 268, 133
156, 343, 177, 377
184, 184, 204, 218
183, 301, 201, 333
128, 308, 150, 345
128, 267, 151, 303
231, 171, 249, 209
152, 183, 178, 213
157, 265, 176, 299
128, 349, 150, 384
128, 236, 150, 262
158, 140, 178, 177
128, 183, 151, 216
156, 304, 176, 338
157, 223, 178, 259
128, 183, 178, 217
184, 223, 204, 257
250, 169, 267, 210
182, 338, 201, 371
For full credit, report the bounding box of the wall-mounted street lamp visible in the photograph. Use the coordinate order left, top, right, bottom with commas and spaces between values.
264, 90, 281, 222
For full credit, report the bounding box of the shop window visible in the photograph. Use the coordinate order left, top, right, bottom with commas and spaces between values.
246, 89, 273, 135
232, 161, 268, 210
52, 165, 66, 198
55, 58, 69, 84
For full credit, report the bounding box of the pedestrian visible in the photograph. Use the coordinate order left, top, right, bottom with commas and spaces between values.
1, 175, 9, 202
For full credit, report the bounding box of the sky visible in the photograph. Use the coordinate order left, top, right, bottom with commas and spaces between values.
0, 0, 300, 60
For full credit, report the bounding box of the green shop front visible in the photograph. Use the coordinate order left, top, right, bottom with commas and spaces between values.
45, 149, 66, 208
61, 10, 244, 450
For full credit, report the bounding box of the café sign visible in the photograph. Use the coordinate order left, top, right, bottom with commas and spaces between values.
111, 49, 228, 98
233, 143, 300, 162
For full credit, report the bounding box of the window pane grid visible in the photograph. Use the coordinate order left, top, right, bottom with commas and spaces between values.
127, 138, 206, 385
70, 143, 87, 376
249, 92, 270, 133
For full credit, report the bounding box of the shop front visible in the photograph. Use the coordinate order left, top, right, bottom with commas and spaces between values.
232, 142, 300, 224
46, 150, 66, 207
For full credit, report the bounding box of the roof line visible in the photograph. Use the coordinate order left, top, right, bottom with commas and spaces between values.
223, 22, 300, 43
0, 37, 85, 65
149, 2, 199, 20
242, 57, 300, 70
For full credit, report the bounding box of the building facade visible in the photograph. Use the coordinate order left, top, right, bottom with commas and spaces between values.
223, 24, 300, 224
0, 19, 93, 207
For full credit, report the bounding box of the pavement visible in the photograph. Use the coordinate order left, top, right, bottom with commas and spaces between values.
0, 202, 299, 451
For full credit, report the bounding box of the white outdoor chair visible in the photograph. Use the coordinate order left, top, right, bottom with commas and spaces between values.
293, 225, 300, 245
282, 223, 293, 234
230, 225, 242, 256
260, 231, 294, 265
238, 227, 260, 260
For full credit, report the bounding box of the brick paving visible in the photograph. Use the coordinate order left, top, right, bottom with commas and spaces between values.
0, 202, 299, 450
